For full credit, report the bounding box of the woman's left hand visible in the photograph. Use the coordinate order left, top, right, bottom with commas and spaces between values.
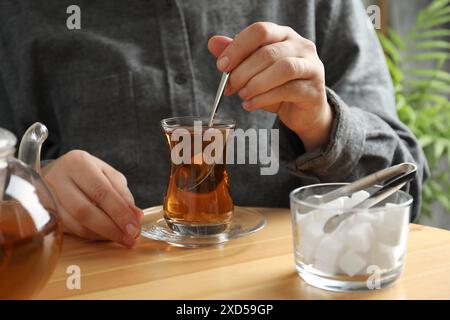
208, 22, 334, 152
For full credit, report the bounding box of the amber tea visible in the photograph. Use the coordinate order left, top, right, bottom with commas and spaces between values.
0, 201, 63, 299
161, 117, 235, 236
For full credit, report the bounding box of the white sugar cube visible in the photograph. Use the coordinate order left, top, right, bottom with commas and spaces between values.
298, 213, 323, 264
322, 197, 346, 209
335, 215, 355, 241
369, 243, 398, 270
297, 208, 345, 265
314, 259, 339, 275
344, 190, 370, 209
338, 250, 367, 277
313, 235, 344, 274
353, 211, 383, 224
313, 208, 341, 226
373, 221, 406, 247
384, 203, 409, 229
314, 235, 343, 262
294, 192, 410, 278
344, 222, 374, 253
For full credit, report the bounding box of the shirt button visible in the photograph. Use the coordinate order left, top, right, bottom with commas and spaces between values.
175, 73, 187, 85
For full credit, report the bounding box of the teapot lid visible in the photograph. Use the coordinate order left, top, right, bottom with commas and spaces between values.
0, 127, 17, 156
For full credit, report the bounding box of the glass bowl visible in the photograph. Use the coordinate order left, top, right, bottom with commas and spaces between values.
290, 183, 413, 292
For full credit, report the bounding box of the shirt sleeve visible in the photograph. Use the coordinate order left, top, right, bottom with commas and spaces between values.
276, 0, 429, 221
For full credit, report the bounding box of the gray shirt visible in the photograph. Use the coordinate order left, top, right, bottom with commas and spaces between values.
0, 0, 428, 220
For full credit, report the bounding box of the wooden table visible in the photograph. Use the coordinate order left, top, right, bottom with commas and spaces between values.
36, 207, 450, 299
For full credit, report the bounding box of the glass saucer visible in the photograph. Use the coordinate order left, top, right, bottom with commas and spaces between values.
140, 206, 266, 248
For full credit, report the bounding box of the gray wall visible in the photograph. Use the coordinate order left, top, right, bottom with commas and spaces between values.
362, 0, 432, 33
388, 0, 432, 33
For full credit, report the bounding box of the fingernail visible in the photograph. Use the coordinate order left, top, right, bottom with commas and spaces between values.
134, 207, 144, 219
122, 234, 135, 247
217, 56, 229, 71
242, 101, 251, 110
128, 203, 143, 219
239, 87, 248, 99
126, 223, 139, 238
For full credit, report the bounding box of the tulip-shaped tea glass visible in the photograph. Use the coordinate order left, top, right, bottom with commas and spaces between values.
161, 116, 236, 236
290, 183, 413, 292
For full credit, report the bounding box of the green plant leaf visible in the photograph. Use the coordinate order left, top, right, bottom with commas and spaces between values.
432, 5, 450, 18
435, 4, 450, 16
407, 51, 449, 61
406, 79, 450, 93
419, 135, 435, 148
434, 139, 447, 159
436, 193, 450, 211
424, 0, 450, 15
429, 179, 443, 192
424, 183, 433, 198
397, 104, 417, 124
419, 4, 450, 24
413, 29, 450, 39
385, 57, 404, 84
414, 40, 450, 50
408, 69, 450, 82
388, 28, 405, 49
406, 92, 449, 105
418, 14, 450, 29
378, 32, 401, 63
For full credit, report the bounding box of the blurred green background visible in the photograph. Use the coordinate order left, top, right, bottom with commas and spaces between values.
363, 0, 450, 229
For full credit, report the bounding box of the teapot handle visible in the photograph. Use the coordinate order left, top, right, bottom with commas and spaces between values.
18, 122, 48, 174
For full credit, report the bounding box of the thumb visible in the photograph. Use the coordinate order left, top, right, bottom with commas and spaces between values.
208, 35, 233, 58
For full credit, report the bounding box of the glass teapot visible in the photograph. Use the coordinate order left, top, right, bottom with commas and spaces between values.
0, 123, 63, 299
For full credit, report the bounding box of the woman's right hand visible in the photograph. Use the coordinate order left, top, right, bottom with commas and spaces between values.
41, 150, 143, 247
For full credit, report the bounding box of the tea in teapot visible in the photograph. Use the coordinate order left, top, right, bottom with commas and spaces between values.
0, 123, 63, 299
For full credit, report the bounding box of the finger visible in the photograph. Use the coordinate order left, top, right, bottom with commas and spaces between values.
261, 103, 281, 114
99, 163, 144, 221
208, 35, 233, 58
242, 80, 316, 111
90, 157, 134, 206
217, 22, 294, 72
70, 160, 140, 238
238, 57, 316, 101
45, 168, 100, 239
53, 194, 99, 239
90, 157, 144, 220
56, 178, 135, 246
227, 41, 301, 94
59, 204, 104, 241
